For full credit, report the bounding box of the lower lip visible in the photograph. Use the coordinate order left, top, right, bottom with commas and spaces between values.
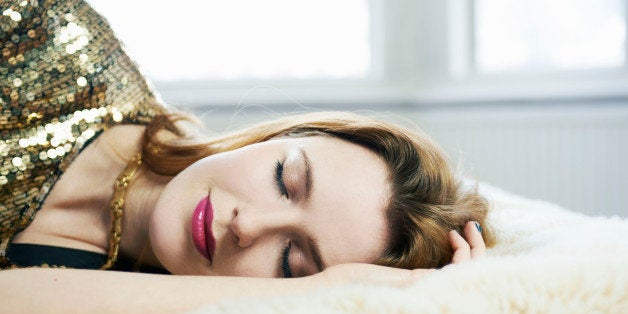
191, 195, 216, 263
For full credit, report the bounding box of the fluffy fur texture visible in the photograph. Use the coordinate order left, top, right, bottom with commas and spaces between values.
193, 184, 628, 313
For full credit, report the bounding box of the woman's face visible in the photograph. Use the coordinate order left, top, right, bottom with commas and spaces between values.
149, 135, 391, 277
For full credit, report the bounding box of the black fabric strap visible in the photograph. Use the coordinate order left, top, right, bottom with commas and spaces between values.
6, 243, 107, 269
6, 243, 170, 273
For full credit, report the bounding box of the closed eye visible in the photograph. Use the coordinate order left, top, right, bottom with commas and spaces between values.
275, 160, 289, 199
280, 241, 293, 278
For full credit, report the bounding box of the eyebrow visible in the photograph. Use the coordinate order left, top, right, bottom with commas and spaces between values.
299, 148, 313, 202
307, 235, 325, 272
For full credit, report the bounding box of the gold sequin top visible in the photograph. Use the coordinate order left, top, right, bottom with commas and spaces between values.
0, 0, 167, 268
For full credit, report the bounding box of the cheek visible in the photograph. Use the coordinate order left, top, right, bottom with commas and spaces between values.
148, 144, 283, 274
214, 244, 278, 278
207, 148, 278, 198
148, 160, 216, 274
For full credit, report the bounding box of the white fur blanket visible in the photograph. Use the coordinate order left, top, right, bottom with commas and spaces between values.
194, 184, 628, 313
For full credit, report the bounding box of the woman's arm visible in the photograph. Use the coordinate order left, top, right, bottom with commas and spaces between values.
0, 268, 332, 313
0, 265, 439, 313
0, 222, 484, 313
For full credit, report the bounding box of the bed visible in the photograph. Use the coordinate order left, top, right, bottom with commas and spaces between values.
192, 183, 628, 313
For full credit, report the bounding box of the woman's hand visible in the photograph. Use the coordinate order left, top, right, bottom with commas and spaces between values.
312, 221, 486, 287
449, 220, 486, 264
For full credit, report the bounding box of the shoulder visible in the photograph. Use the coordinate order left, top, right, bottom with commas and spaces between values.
97, 125, 146, 163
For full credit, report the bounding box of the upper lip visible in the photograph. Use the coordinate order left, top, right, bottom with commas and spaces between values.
192, 194, 217, 264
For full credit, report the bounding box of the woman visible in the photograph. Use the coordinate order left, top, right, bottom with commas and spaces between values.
0, 0, 493, 311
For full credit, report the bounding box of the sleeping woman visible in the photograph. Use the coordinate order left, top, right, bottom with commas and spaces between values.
0, 0, 494, 311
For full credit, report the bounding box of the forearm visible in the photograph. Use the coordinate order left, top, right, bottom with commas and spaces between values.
0, 268, 328, 313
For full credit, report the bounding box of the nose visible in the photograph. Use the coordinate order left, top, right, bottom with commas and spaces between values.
230, 207, 298, 247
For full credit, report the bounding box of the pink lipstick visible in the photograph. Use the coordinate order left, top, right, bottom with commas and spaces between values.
192, 195, 216, 263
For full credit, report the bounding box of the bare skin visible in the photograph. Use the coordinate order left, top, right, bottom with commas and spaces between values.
13, 125, 394, 275
11, 125, 165, 267
4, 124, 487, 311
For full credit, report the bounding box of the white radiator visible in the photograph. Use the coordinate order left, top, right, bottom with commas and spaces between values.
410, 103, 628, 217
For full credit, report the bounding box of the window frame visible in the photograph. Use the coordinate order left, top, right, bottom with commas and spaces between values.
410, 0, 628, 104
151, 0, 408, 107
150, 0, 628, 107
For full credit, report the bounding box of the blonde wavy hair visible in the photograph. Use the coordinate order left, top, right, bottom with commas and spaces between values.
141, 110, 495, 269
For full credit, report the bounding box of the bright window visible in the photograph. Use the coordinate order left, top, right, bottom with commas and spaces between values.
87, 0, 371, 82
474, 0, 626, 73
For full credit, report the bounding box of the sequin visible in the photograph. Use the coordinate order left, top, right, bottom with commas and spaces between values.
76, 76, 87, 86
1, 0, 167, 269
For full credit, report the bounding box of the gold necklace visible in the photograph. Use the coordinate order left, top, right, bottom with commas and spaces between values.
100, 153, 142, 270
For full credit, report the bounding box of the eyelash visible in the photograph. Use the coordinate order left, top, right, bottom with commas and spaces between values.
274, 160, 289, 199
281, 241, 293, 278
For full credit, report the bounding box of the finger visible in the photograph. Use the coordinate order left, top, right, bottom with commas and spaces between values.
464, 221, 486, 259
449, 230, 470, 264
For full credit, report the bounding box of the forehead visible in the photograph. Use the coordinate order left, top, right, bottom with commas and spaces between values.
289, 135, 392, 265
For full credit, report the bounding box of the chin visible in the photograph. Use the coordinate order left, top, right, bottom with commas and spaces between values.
149, 192, 211, 275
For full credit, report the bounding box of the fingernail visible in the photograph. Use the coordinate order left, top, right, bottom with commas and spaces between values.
474, 222, 482, 233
